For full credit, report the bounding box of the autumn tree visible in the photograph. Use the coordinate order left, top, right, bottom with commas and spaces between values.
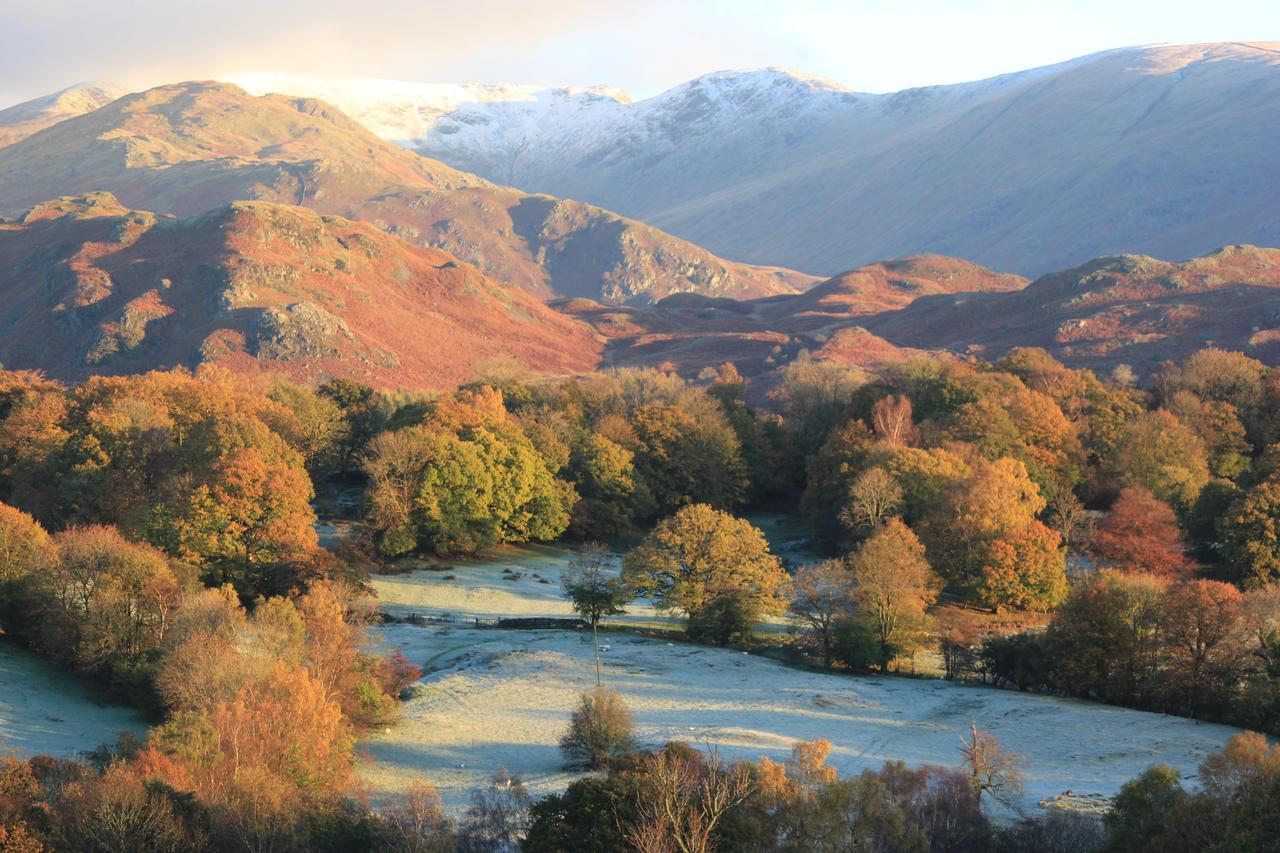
961, 723, 1025, 808
625, 747, 752, 853
1091, 488, 1190, 578
622, 505, 790, 631
788, 560, 854, 669
1219, 475, 1280, 587
364, 388, 574, 556
38, 526, 182, 673
162, 449, 317, 595
976, 522, 1068, 612
919, 455, 1045, 591
138, 664, 355, 850
559, 688, 635, 770
0, 502, 53, 633
1112, 409, 1211, 508
848, 519, 938, 670
800, 420, 876, 542
1160, 579, 1244, 719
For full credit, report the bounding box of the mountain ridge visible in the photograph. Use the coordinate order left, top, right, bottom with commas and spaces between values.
224, 42, 1280, 277
0, 81, 813, 305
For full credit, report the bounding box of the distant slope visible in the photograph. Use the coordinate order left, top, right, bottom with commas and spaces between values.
236, 43, 1280, 277
0, 82, 128, 147
564, 254, 1022, 380
0, 82, 813, 305
860, 245, 1280, 373
0, 192, 601, 387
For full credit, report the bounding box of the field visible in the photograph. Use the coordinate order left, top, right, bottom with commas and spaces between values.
361, 541, 1245, 815
0, 641, 144, 758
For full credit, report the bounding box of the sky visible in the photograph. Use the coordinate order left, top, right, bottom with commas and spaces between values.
2, 0, 1279, 108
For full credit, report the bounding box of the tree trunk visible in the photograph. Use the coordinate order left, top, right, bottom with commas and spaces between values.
593, 618, 602, 687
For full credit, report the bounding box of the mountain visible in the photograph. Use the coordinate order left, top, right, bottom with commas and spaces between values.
0, 82, 128, 147
0, 192, 601, 386
231, 43, 1280, 277
0, 82, 813, 305
859, 245, 1280, 373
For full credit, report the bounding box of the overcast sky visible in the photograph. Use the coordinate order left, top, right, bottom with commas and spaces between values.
3, 0, 1279, 107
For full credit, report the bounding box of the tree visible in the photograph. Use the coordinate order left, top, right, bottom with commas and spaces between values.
919, 455, 1045, 590
1219, 475, 1280, 587
0, 501, 51, 586
1091, 488, 1190, 578
839, 467, 903, 536
1160, 580, 1244, 719
1103, 765, 1186, 853
379, 783, 456, 853
848, 519, 938, 670
0, 502, 52, 634
960, 723, 1025, 808
39, 525, 181, 671
1112, 409, 1211, 509
559, 688, 635, 770
788, 560, 854, 668
625, 747, 752, 853
870, 395, 917, 448
1043, 480, 1092, 559
561, 542, 628, 685
164, 449, 317, 594
460, 767, 531, 851
976, 522, 1068, 612
622, 505, 790, 626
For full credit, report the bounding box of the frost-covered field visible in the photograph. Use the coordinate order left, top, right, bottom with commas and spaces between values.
0, 642, 144, 758
362, 543, 1245, 815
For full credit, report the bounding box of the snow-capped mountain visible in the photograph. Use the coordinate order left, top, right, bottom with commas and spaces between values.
0, 81, 128, 147
227, 42, 1280, 278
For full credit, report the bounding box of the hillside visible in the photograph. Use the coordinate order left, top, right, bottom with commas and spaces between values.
235, 43, 1280, 277
566, 246, 1280, 384
0, 192, 602, 386
0, 82, 812, 305
563, 254, 1019, 381
0, 81, 127, 147
860, 245, 1280, 373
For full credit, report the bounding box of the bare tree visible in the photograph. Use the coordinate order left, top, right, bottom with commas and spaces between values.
626, 749, 752, 853
788, 560, 854, 668
839, 467, 904, 535
381, 782, 455, 853
460, 767, 530, 852
961, 722, 1026, 808
1044, 481, 1093, 560
562, 541, 629, 686
871, 395, 918, 448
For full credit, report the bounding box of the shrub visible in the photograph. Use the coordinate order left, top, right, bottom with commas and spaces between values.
559, 688, 636, 770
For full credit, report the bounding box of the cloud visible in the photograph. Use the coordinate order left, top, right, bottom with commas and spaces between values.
3, 0, 1277, 108
0, 0, 788, 105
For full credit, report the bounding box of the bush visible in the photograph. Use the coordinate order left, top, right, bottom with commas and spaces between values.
686, 591, 760, 648
831, 615, 880, 670
559, 688, 636, 770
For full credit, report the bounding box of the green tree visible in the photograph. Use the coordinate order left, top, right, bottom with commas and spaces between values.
1219, 475, 1280, 587
561, 542, 628, 685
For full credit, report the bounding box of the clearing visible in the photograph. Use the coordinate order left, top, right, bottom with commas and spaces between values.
0, 641, 145, 758
361, 540, 1245, 815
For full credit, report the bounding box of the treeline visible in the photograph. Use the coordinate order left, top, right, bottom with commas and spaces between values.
7, 726, 1277, 852
0, 369, 421, 850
